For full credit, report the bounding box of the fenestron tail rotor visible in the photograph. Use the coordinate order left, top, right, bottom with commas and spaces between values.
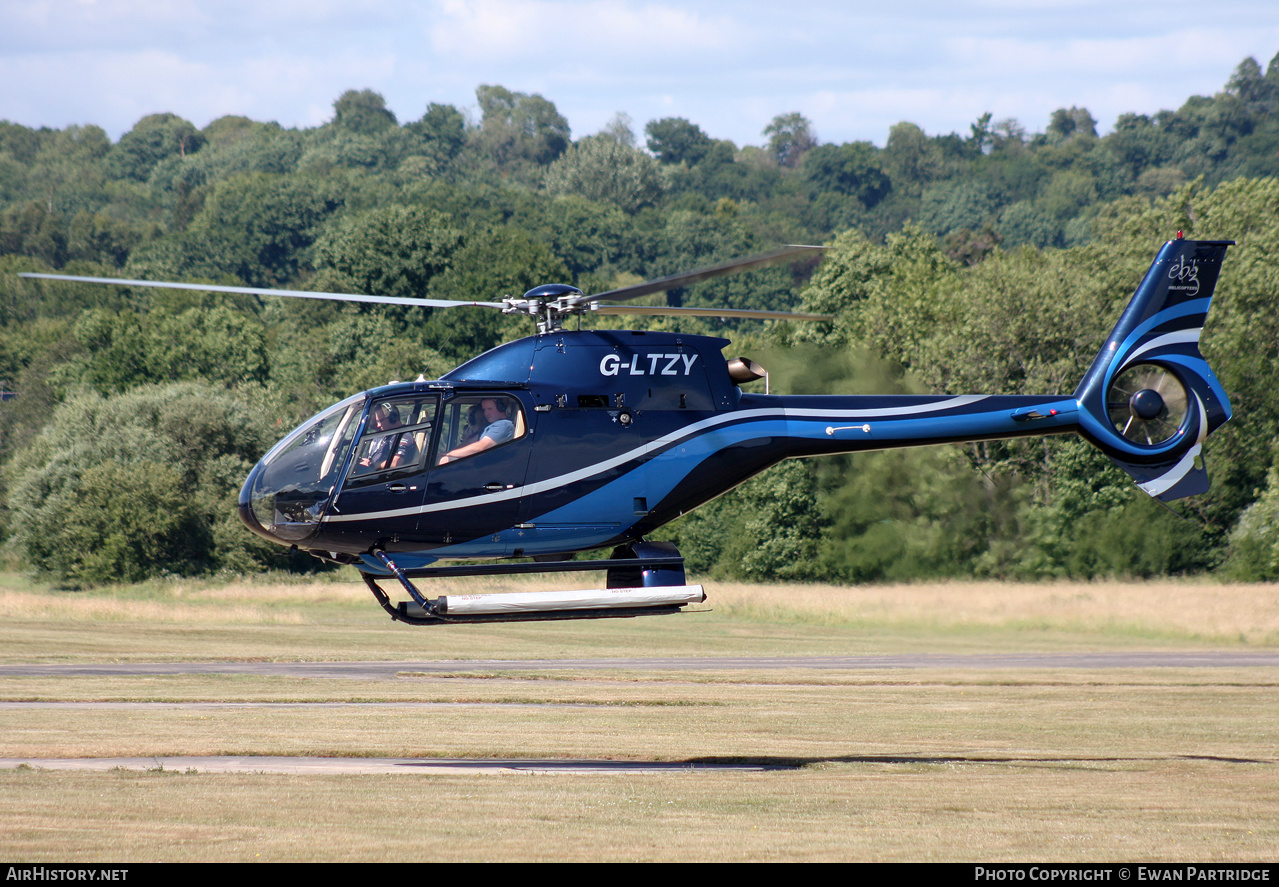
1106, 364, 1189, 447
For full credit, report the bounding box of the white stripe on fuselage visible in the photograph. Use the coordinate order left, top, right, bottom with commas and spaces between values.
322, 395, 991, 523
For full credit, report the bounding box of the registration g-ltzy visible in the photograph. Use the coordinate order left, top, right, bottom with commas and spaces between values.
599, 352, 701, 377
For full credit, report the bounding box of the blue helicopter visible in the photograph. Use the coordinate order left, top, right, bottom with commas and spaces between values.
21, 236, 1233, 625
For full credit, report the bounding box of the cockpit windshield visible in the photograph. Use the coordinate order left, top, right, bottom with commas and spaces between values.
247, 393, 365, 535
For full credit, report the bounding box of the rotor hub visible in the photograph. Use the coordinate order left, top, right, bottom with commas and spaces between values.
1130, 388, 1165, 421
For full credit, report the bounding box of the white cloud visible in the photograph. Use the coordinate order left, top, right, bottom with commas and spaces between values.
2, 0, 1277, 145
427, 0, 740, 61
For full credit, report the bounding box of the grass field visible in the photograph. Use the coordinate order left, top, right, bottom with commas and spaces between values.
1, 572, 1277, 861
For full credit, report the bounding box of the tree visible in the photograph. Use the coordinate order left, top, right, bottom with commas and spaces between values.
1226, 57, 1273, 108
23, 125, 112, 217
1046, 106, 1098, 143
599, 112, 637, 148
404, 103, 468, 175
802, 142, 891, 207
544, 135, 666, 213
312, 204, 463, 299
539, 195, 629, 278
132, 171, 345, 286
474, 85, 570, 170
422, 226, 570, 359
645, 117, 714, 165
968, 112, 994, 154
331, 89, 398, 134
1104, 113, 1175, 180
4, 383, 287, 584
917, 179, 997, 236
106, 113, 204, 182
1226, 446, 1279, 579
763, 113, 816, 168
882, 122, 943, 194
66, 304, 270, 393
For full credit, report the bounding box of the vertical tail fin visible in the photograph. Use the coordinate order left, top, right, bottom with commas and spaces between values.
1074, 238, 1234, 501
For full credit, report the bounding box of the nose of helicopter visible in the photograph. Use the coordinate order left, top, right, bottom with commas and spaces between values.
236, 463, 278, 543
235, 392, 367, 548
237, 460, 325, 546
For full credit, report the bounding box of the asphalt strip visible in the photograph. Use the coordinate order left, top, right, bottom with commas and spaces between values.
2, 651, 1279, 678
0, 756, 780, 774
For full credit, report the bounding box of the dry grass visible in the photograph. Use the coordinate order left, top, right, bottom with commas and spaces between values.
2, 572, 1278, 861
2, 670, 1277, 761
3, 758, 1276, 862
1, 575, 1275, 664
708, 579, 1279, 644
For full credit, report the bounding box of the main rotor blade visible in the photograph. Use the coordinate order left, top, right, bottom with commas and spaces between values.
593, 304, 833, 322
17, 273, 504, 310
568, 244, 825, 308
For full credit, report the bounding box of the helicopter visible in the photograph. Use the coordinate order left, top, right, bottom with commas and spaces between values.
20, 235, 1233, 626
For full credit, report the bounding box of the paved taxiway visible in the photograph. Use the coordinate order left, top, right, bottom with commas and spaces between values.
3, 650, 1278, 679
0, 756, 780, 774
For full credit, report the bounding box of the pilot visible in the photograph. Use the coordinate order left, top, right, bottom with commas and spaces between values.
359, 403, 417, 471
438, 398, 515, 464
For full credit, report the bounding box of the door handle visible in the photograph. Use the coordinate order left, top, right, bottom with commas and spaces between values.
483, 482, 507, 492
386, 482, 407, 493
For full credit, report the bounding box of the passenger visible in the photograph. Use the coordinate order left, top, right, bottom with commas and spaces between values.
358, 403, 417, 471
438, 398, 515, 464
459, 404, 485, 446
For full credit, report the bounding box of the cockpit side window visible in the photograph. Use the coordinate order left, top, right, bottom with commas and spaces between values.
344, 396, 437, 488
434, 395, 526, 465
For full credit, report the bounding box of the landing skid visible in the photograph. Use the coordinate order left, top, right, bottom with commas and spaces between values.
362, 544, 706, 626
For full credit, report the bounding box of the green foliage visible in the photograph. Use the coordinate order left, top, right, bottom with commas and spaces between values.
818, 447, 1011, 582
1224, 447, 1279, 579
802, 142, 891, 207
645, 118, 714, 166
763, 113, 817, 168
883, 122, 945, 195
134, 172, 345, 286
0, 202, 68, 266
4, 383, 293, 584
3, 67, 1279, 584
474, 85, 570, 176
106, 113, 204, 182
997, 201, 1059, 248
1045, 107, 1099, 143
917, 179, 997, 235
404, 103, 468, 177
331, 89, 398, 134
65, 305, 269, 393
312, 204, 463, 298
544, 135, 667, 213
669, 459, 826, 581
422, 227, 569, 359
539, 196, 630, 279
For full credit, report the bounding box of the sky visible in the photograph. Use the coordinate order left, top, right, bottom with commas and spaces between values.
3, 0, 1279, 149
